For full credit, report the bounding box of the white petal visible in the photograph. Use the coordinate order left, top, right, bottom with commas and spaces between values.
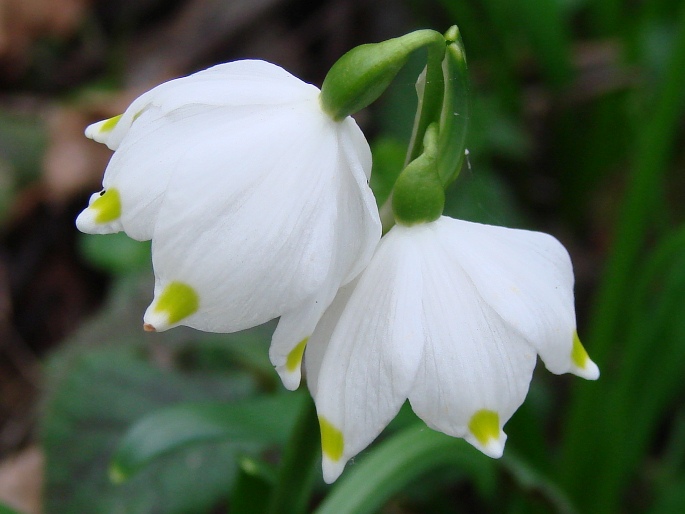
87, 60, 319, 151
431, 217, 590, 377
268, 114, 380, 390
308, 228, 424, 483
335, 118, 381, 284
147, 99, 372, 335
404, 222, 537, 457
270, 289, 336, 391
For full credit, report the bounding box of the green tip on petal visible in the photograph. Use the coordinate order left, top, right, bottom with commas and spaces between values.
286, 337, 309, 373
319, 416, 344, 462
152, 281, 200, 327
468, 409, 505, 458
571, 332, 600, 380
468, 410, 500, 446
100, 114, 122, 133
91, 188, 122, 224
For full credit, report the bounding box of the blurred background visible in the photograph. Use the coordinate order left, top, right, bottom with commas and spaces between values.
1, 0, 684, 512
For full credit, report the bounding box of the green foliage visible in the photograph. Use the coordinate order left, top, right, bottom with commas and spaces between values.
315, 425, 497, 514
78, 232, 152, 274
110, 393, 305, 482
32, 0, 685, 512
41, 345, 261, 513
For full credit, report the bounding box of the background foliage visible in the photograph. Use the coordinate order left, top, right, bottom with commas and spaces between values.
1, 0, 685, 512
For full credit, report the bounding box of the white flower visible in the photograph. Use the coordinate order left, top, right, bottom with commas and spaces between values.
76, 60, 381, 389
304, 216, 599, 483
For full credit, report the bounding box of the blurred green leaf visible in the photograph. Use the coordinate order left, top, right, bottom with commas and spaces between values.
78, 232, 152, 274
562, 7, 685, 510
650, 476, 685, 514
515, 0, 573, 88
266, 397, 320, 514
562, 224, 685, 512
370, 137, 406, 206
501, 452, 578, 514
41, 346, 261, 514
230, 456, 277, 514
111, 392, 305, 482
314, 425, 496, 514
444, 166, 525, 227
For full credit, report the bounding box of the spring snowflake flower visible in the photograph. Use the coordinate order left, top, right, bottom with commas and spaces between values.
305, 216, 599, 483
76, 60, 381, 388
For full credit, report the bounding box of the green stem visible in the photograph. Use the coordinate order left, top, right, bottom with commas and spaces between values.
405, 39, 446, 166
266, 396, 320, 514
379, 38, 447, 233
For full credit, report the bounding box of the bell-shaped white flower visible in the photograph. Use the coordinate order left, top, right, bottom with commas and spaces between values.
76, 60, 381, 389
305, 216, 599, 483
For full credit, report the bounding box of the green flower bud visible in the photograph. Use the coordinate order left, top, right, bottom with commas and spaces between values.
320, 30, 445, 121
392, 124, 445, 226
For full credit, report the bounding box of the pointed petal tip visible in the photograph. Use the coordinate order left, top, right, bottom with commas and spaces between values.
319, 415, 345, 482
572, 359, 600, 381
571, 332, 600, 380
465, 430, 507, 459
275, 366, 302, 391
321, 456, 345, 484
467, 409, 507, 458
142, 308, 171, 332
144, 281, 199, 333
480, 434, 506, 459
75, 206, 123, 235
271, 336, 309, 390
85, 114, 122, 145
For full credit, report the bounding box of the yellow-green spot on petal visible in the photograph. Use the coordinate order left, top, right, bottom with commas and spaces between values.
154, 282, 199, 325
91, 188, 121, 224
100, 114, 122, 133
468, 410, 500, 447
319, 416, 344, 461
571, 331, 590, 369
286, 337, 308, 372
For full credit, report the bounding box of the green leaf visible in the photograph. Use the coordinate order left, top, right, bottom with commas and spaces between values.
78, 232, 151, 274
41, 346, 260, 514
314, 424, 496, 514
369, 137, 406, 207
230, 457, 277, 514
111, 392, 306, 482
266, 396, 320, 514
501, 452, 578, 514
650, 476, 685, 514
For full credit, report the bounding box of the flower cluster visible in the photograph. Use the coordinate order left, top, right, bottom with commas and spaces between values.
77, 27, 599, 483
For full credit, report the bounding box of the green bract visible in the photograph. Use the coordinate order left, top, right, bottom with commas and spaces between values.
320, 29, 445, 121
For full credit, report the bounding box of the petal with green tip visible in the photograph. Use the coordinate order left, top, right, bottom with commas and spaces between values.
143, 281, 199, 332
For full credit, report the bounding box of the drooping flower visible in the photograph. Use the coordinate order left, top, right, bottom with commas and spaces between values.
305, 216, 599, 483
76, 60, 381, 389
